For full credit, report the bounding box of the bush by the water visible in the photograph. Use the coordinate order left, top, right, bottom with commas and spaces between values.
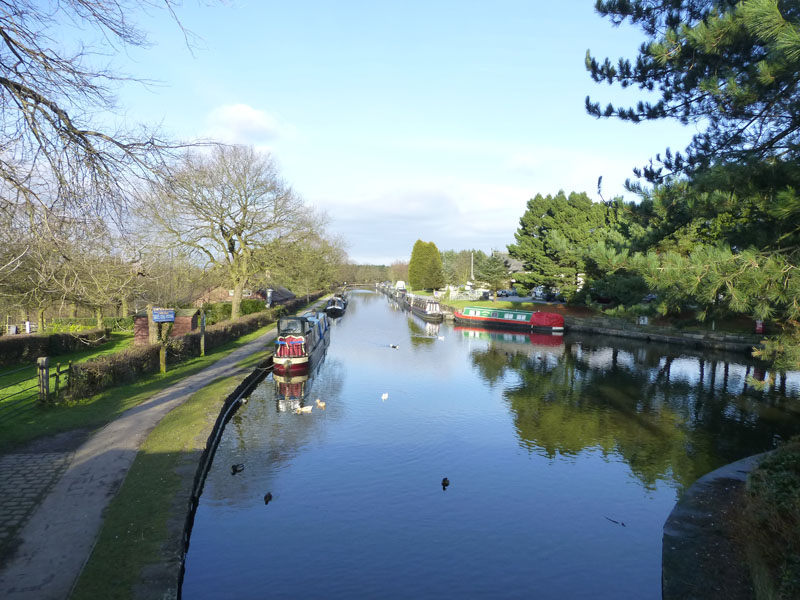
743, 437, 800, 599
0, 328, 110, 366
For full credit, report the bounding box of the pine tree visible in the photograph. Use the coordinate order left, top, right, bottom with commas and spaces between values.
421, 242, 445, 290
408, 240, 427, 291
586, 0, 800, 181
477, 255, 508, 299
507, 191, 610, 298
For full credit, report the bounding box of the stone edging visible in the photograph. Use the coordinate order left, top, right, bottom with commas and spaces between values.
662, 452, 769, 599
565, 316, 763, 354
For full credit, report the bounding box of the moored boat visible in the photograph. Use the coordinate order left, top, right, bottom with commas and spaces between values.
325, 297, 346, 318
452, 306, 564, 333
407, 294, 443, 323
273, 312, 330, 376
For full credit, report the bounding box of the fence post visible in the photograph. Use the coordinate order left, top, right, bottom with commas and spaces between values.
200, 309, 206, 357
54, 362, 61, 401
37, 357, 50, 404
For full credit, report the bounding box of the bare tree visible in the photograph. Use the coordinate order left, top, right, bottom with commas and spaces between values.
260, 232, 347, 300
147, 145, 315, 319
0, 1, 191, 232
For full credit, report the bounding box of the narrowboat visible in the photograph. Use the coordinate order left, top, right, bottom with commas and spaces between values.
273, 312, 330, 376
406, 294, 443, 323
452, 306, 564, 333
325, 296, 346, 318
334, 291, 348, 307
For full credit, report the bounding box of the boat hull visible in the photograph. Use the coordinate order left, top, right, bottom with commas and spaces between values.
410, 305, 443, 322
273, 355, 310, 376
453, 310, 564, 333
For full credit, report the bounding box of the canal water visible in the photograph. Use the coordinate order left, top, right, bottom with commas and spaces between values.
181, 290, 800, 599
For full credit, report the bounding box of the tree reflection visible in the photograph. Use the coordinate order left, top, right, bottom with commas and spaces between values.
469, 334, 800, 491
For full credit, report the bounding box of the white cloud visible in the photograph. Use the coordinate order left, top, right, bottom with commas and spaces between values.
320, 181, 531, 264
205, 104, 285, 145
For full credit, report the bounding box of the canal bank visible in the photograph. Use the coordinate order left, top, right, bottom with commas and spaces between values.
662, 453, 767, 600
0, 327, 280, 600
565, 315, 763, 354
439, 301, 763, 355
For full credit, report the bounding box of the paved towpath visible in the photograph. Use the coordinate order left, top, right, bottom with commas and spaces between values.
0, 328, 278, 600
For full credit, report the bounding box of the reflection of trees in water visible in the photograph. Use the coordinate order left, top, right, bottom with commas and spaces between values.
471, 335, 800, 491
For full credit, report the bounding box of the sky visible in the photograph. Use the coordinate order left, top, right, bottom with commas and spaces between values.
91, 0, 696, 264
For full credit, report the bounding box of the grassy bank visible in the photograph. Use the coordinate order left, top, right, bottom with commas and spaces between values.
70, 374, 248, 600
0, 325, 274, 453
741, 438, 800, 599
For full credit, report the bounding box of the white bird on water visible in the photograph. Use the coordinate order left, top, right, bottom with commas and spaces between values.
381, 393, 389, 401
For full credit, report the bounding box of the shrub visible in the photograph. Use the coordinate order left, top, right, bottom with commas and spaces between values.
586, 271, 650, 306
0, 328, 110, 366
69, 344, 160, 399
202, 302, 231, 326
743, 438, 800, 599
240, 299, 267, 315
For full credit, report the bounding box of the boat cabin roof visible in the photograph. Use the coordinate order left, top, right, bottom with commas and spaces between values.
277, 316, 310, 335
461, 306, 534, 319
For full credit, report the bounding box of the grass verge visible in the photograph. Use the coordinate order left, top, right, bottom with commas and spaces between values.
0, 324, 274, 453
740, 437, 800, 599
69, 374, 246, 600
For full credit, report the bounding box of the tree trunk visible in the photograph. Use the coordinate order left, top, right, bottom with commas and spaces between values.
231, 280, 245, 320
121, 296, 129, 317
147, 304, 158, 344
69, 303, 77, 319
37, 308, 45, 333
95, 307, 103, 329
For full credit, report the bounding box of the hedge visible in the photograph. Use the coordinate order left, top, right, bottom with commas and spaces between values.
67, 293, 325, 400
0, 328, 111, 367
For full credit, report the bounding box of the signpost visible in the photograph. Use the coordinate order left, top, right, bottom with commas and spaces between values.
149, 307, 175, 373
152, 308, 176, 323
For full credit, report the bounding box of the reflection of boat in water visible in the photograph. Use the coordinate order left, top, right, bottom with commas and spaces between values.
453, 306, 564, 333
273, 312, 330, 377
405, 294, 443, 322
274, 372, 310, 400
455, 325, 565, 348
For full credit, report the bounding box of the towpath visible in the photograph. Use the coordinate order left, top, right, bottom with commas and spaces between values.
0, 327, 278, 600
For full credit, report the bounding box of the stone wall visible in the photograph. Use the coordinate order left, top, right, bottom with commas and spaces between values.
565, 315, 762, 354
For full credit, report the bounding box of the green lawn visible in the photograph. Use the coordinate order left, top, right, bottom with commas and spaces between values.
0, 331, 135, 379
0, 332, 136, 430
0, 325, 274, 453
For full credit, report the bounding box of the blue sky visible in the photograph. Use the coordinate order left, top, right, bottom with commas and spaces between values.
100, 1, 695, 264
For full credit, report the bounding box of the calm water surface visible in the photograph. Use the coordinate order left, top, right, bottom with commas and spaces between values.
181, 290, 800, 599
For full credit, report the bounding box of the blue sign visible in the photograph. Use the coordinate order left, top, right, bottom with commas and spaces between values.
152, 308, 175, 323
